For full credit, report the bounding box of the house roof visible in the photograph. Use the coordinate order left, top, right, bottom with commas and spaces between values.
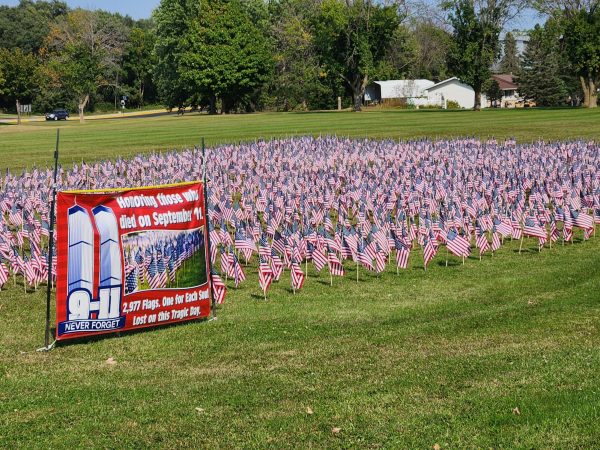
373, 79, 434, 98
426, 77, 467, 91
492, 74, 518, 90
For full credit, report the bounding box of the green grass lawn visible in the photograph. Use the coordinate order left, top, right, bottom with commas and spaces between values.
1, 236, 599, 448
1, 108, 600, 171
1, 109, 600, 448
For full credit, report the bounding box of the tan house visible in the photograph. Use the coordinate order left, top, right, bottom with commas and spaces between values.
491, 74, 521, 108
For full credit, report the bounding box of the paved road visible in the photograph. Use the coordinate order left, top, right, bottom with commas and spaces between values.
0, 109, 202, 124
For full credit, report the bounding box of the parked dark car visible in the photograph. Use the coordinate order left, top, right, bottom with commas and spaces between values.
45, 109, 69, 121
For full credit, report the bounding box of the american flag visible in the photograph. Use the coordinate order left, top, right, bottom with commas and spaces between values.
446, 229, 471, 258
327, 247, 344, 276
125, 265, 139, 294
156, 255, 168, 288
491, 230, 501, 252
356, 241, 374, 271
0, 260, 8, 288
374, 246, 386, 274
232, 253, 246, 287
423, 235, 437, 268
394, 235, 410, 269
270, 248, 284, 281
523, 216, 547, 244
309, 242, 327, 272
475, 225, 489, 255
147, 256, 161, 289
290, 260, 305, 291
211, 269, 227, 304
258, 256, 274, 294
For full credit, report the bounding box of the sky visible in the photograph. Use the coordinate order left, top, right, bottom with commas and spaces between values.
0, 0, 161, 20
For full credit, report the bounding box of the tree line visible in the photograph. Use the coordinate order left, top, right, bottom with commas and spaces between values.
0, 0, 599, 122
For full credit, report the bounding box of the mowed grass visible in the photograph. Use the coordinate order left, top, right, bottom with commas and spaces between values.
2, 109, 600, 447
1, 107, 600, 171
1, 235, 600, 448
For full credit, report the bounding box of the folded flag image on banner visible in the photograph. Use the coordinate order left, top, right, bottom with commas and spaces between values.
55, 182, 212, 341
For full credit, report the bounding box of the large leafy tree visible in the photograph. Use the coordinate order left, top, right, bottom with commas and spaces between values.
122, 26, 157, 107
517, 24, 567, 106
562, 8, 600, 107
267, 0, 332, 111
181, 0, 273, 113
500, 31, 521, 74
153, 0, 200, 109
312, 0, 405, 111
445, 0, 510, 110
0, 0, 68, 53
0, 48, 38, 124
154, 0, 272, 113
534, 0, 600, 107
411, 20, 452, 81
42, 9, 128, 121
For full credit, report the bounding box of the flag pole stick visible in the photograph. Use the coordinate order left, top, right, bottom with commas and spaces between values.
356, 260, 359, 282
202, 138, 217, 320
43, 129, 59, 351
519, 235, 524, 254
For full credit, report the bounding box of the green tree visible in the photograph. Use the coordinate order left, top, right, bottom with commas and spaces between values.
411, 21, 452, 81
500, 31, 520, 74
484, 78, 503, 106
177, 0, 273, 113
534, 0, 600, 107
312, 0, 404, 112
0, 0, 68, 53
123, 26, 157, 107
268, 0, 326, 110
0, 48, 38, 124
516, 24, 567, 106
43, 9, 128, 121
562, 9, 600, 107
153, 0, 200, 109
445, 0, 510, 110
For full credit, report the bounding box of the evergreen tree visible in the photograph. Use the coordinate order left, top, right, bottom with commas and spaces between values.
499, 31, 520, 74
516, 24, 567, 107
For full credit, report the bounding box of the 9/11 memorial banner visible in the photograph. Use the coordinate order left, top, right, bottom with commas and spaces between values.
55, 181, 212, 341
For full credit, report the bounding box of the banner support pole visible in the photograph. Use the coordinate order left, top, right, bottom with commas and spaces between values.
202, 138, 217, 321
42, 129, 60, 351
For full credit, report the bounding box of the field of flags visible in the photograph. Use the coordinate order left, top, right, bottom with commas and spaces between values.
0, 136, 599, 303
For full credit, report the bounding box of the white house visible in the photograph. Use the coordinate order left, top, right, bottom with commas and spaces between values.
364, 79, 435, 106
425, 77, 486, 109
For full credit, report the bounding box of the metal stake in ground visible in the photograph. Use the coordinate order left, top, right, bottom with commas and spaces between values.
202, 138, 217, 321
44, 129, 60, 351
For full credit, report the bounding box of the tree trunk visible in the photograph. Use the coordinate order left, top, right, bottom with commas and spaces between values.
351, 75, 368, 112
580, 76, 598, 108
208, 94, 217, 115
473, 88, 482, 111
78, 94, 90, 123
15, 99, 21, 125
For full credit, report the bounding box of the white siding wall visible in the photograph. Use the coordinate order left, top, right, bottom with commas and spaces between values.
426, 80, 486, 109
